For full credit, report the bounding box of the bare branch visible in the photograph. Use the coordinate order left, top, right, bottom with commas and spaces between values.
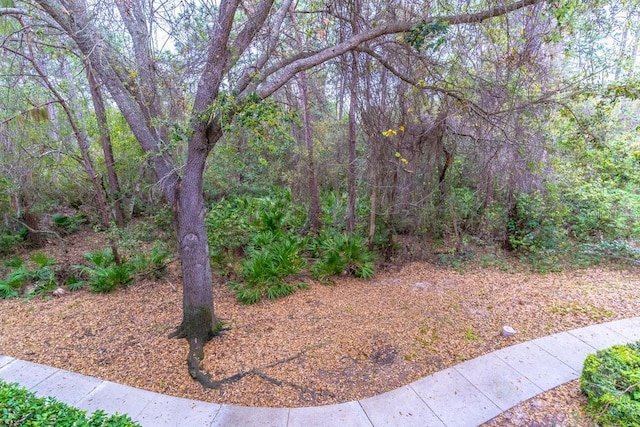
0, 7, 28, 17
254, 0, 547, 99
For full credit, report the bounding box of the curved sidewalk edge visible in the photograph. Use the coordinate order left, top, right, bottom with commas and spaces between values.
2, 317, 639, 427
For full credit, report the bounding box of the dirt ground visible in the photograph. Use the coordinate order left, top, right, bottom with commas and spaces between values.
1, 231, 638, 425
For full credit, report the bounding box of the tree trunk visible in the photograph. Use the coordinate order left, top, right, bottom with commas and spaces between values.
298, 72, 322, 233
86, 63, 126, 229
346, 52, 358, 234
368, 172, 377, 251
22, 208, 45, 248
169, 127, 220, 386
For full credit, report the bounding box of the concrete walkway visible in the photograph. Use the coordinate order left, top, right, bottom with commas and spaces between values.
2, 317, 639, 427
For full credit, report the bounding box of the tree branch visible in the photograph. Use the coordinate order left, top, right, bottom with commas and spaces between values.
254, 0, 547, 100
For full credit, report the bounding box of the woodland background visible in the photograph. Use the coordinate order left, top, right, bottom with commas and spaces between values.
1, 0, 639, 300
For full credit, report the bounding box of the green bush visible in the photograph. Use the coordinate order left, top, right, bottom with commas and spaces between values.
562, 182, 639, 241
0, 228, 25, 255
577, 239, 640, 266
74, 249, 134, 293
230, 232, 307, 304
24, 252, 58, 297
0, 380, 140, 426
580, 340, 640, 426
207, 190, 375, 304
207, 190, 309, 304
507, 191, 565, 254
73, 244, 171, 293
206, 196, 258, 272
310, 231, 375, 280
130, 242, 171, 279
0, 252, 59, 299
52, 212, 85, 235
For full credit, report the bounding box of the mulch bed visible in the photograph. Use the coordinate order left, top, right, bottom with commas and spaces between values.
1, 231, 638, 424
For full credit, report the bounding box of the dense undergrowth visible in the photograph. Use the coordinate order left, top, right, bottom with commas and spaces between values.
206, 189, 375, 304
0, 218, 171, 299
1, 184, 639, 304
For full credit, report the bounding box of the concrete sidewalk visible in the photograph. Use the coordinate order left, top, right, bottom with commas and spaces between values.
2, 316, 639, 427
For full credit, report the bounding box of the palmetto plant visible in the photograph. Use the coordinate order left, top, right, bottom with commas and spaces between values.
207, 191, 376, 304
230, 233, 307, 304
0, 258, 27, 299
0, 252, 59, 299
51, 213, 84, 235
74, 249, 133, 293
73, 244, 171, 293
26, 252, 57, 296
311, 232, 375, 280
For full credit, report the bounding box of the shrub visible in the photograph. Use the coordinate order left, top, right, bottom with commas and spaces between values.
24, 251, 58, 297
207, 190, 375, 304
580, 340, 640, 426
577, 239, 640, 267
74, 249, 134, 293
0, 258, 30, 299
310, 231, 375, 280
206, 189, 307, 269
0, 228, 25, 255
130, 242, 171, 279
0, 252, 59, 299
230, 232, 307, 304
73, 244, 171, 293
0, 380, 140, 426
506, 191, 565, 254
206, 196, 254, 272
52, 212, 85, 235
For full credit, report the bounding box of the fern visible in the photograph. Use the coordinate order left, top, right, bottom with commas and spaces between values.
130, 242, 171, 279
4, 257, 24, 268
231, 285, 262, 305
266, 283, 294, 300
0, 253, 60, 298
5, 264, 31, 288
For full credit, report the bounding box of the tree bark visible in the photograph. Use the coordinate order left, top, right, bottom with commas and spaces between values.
168, 124, 223, 383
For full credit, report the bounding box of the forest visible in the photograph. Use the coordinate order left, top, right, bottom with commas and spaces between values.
1, 0, 640, 419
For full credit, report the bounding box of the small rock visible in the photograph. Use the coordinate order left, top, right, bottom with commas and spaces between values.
53, 287, 66, 297
502, 325, 516, 336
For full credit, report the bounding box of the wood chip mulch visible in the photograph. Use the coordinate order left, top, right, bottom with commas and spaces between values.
1, 232, 638, 425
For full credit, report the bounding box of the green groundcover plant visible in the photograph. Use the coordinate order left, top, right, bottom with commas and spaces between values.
580, 340, 640, 426
0, 380, 140, 426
